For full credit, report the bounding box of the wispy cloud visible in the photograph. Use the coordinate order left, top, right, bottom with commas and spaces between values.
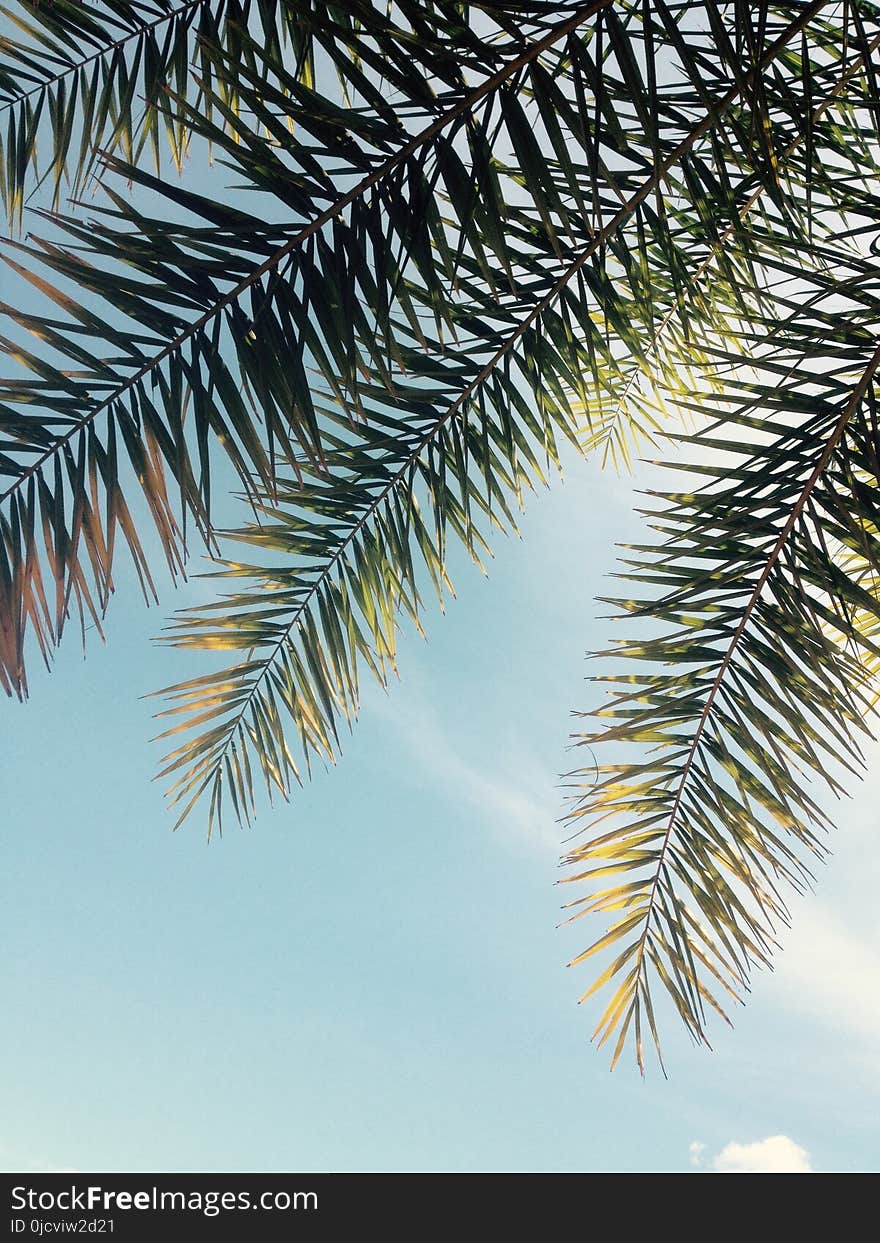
710, 1135, 812, 1174
370, 691, 560, 854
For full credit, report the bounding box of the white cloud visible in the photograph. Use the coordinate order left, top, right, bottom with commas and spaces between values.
688, 1141, 705, 1167
711, 1135, 812, 1174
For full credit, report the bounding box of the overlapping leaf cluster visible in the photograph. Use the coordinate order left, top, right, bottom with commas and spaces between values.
3, 0, 880, 1066
0, 0, 321, 226
150, 1, 878, 834
0, 0, 497, 695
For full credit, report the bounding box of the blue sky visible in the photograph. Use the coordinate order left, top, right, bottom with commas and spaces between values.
3, 440, 879, 1173
2, 4, 880, 1173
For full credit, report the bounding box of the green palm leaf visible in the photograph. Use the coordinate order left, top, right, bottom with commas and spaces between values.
149, 1, 850, 830
564, 221, 880, 1070
0, 0, 320, 226
1, 0, 625, 696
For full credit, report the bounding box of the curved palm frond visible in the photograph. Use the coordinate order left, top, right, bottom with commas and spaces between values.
148, 1, 851, 831
563, 204, 880, 1069
2, 0, 624, 696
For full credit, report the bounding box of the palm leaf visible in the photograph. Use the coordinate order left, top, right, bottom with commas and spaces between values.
0, 0, 321, 225
2, 0, 626, 696
148, 0, 846, 831
564, 215, 880, 1070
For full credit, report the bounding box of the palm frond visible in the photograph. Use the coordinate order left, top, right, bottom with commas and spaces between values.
3, 0, 880, 1074
0, 0, 315, 226
563, 215, 880, 1070
1, 0, 622, 695
147, 0, 849, 830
